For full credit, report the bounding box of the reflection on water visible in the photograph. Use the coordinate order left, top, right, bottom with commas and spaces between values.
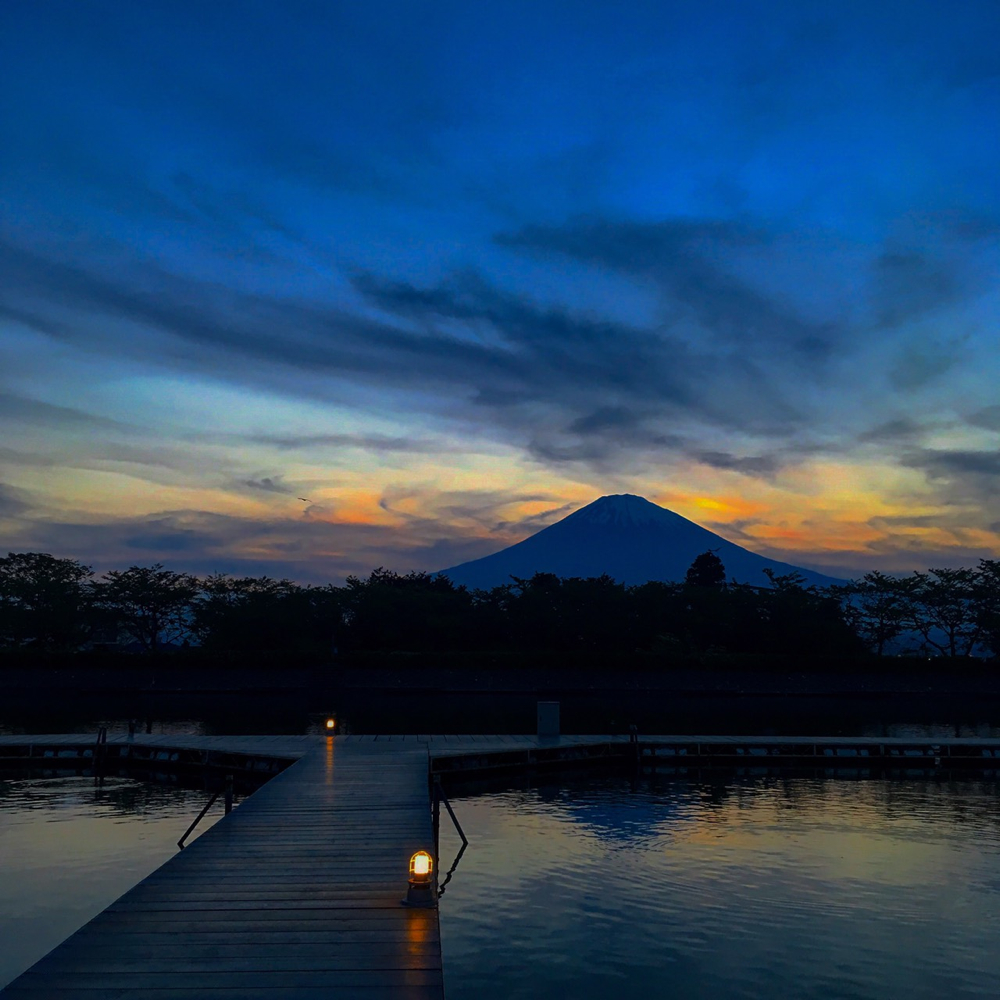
0, 774, 230, 989
439, 772, 1000, 999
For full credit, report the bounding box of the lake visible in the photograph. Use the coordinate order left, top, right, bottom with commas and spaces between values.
438, 769, 1000, 999
3, 762, 1000, 997
0, 773, 232, 988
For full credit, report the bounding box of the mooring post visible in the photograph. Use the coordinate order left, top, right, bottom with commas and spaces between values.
537, 700, 560, 737
224, 774, 234, 815
94, 727, 108, 783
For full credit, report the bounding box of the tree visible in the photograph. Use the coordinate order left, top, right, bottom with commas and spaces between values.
0, 552, 93, 650
757, 569, 861, 656
836, 571, 917, 656
339, 568, 473, 652
908, 567, 982, 657
90, 564, 197, 652
975, 560, 1000, 659
192, 574, 341, 654
685, 550, 726, 588
680, 553, 733, 654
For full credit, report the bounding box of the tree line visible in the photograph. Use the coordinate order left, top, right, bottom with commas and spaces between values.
1, 550, 999, 660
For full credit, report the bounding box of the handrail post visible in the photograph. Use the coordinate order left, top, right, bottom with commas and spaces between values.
432, 778, 441, 858
177, 790, 221, 849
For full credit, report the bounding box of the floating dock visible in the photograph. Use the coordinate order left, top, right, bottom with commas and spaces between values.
3, 731, 1000, 997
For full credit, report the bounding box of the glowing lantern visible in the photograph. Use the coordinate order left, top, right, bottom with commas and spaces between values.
325, 717, 336, 733
403, 850, 435, 907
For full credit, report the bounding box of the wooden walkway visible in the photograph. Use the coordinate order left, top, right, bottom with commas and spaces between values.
5, 730, 1000, 997
1, 737, 440, 999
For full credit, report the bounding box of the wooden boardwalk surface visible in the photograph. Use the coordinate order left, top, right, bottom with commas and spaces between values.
1, 738, 441, 999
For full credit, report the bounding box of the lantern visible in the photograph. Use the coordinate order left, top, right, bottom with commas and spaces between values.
403, 850, 435, 907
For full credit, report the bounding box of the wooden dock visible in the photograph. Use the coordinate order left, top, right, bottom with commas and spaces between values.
1, 736, 440, 999
4, 730, 1000, 997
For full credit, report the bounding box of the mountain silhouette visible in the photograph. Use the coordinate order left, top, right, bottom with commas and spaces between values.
439, 494, 842, 589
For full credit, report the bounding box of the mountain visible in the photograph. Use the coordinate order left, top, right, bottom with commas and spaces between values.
438, 494, 843, 589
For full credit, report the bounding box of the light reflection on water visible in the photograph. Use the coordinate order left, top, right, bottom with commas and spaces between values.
438, 774, 1000, 1000
0, 774, 227, 989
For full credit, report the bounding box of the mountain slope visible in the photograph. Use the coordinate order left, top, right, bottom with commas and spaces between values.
439, 494, 842, 589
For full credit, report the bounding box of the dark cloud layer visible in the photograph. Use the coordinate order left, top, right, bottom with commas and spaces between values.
0, 391, 132, 432
2, 234, 814, 476
496, 218, 841, 360
901, 448, 1000, 509
871, 252, 960, 329
246, 432, 454, 454
967, 406, 1000, 432
4, 198, 992, 495
0, 482, 31, 518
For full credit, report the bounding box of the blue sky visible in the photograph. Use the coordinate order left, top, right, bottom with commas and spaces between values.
1, 0, 999, 581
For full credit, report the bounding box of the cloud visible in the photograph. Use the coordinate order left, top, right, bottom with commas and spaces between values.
1, 235, 816, 475
870, 251, 960, 328
352, 267, 806, 455
495, 217, 842, 362
900, 447, 1000, 510
868, 513, 956, 529
490, 503, 576, 535
0, 482, 32, 518
888, 337, 965, 392
245, 432, 456, 454
856, 418, 933, 445
905, 449, 1000, 480
967, 405, 1000, 432
0, 483, 581, 583
0, 447, 59, 469
0, 205, 993, 499
691, 451, 781, 478
0, 391, 133, 432
700, 517, 766, 545
2, 507, 490, 584
243, 476, 294, 495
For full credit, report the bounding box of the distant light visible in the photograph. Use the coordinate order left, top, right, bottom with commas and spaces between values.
326, 717, 336, 730
403, 850, 435, 907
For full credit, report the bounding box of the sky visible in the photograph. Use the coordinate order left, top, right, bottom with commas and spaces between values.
1, 0, 999, 583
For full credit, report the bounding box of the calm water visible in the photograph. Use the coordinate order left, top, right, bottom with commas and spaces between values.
4, 766, 1000, 997
438, 771, 1000, 999
0, 774, 232, 988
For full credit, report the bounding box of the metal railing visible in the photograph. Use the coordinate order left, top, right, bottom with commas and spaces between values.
177, 774, 234, 849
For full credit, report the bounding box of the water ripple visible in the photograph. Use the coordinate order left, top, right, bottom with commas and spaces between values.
441, 774, 1000, 999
